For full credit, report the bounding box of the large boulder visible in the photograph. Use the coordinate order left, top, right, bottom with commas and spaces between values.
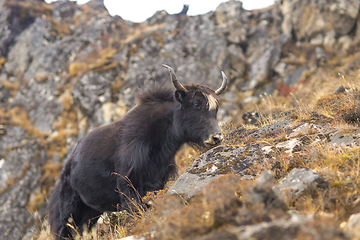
167, 144, 262, 199
277, 0, 360, 42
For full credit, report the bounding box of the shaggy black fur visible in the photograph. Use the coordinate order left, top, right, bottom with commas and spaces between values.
48, 82, 223, 239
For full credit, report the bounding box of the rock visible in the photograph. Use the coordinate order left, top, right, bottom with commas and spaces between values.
3, 18, 55, 78
337, 35, 353, 52
123, 13, 228, 107
343, 213, 360, 235
273, 168, 329, 201
248, 120, 293, 139
247, 170, 287, 211
190, 230, 238, 240
283, 65, 308, 86
323, 29, 337, 48
273, 61, 288, 78
245, 34, 289, 90
0, 81, 9, 105
215, 0, 249, 44
72, 71, 114, 118
0, 126, 47, 240
0, 162, 45, 240
278, 0, 359, 41
117, 236, 145, 240
1, 0, 360, 239
242, 111, 261, 125
166, 172, 221, 200
51, 0, 76, 22
314, 46, 327, 65
226, 44, 247, 80
227, 213, 344, 240
331, 0, 360, 36
309, 33, 323, 45
279, 0, 360, 51
326, 128, 360, 147
346, 54, 360, 73
167, 145, 263, 199
0, 0, 40, 57
12, 76, 63, 133
145, 10, 169, 25
0, 126, 26, 158
334, 86, 347, 94
290, 122, 360, 147
83, 0, 108, 14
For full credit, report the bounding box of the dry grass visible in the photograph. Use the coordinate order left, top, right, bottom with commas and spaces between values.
21, 64, 360, 239
117, 67, 360, 239
3, 3, 358, 235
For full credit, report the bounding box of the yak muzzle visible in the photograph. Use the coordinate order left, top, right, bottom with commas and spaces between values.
204, 132, 224, 147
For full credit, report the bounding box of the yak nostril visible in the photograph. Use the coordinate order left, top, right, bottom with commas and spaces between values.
204, 133, 224, 146
212, 133, 223, 144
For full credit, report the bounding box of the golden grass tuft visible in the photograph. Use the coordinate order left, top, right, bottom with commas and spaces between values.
0, 78, 20, 96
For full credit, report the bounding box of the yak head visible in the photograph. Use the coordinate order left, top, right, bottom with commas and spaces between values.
163, 64, 227, 148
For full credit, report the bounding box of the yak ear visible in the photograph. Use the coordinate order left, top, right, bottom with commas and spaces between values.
175, 89, 187, 103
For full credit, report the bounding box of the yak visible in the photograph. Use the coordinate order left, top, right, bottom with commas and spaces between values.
48, 64, 227, 239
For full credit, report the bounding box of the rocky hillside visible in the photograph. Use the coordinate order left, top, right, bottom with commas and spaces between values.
1, 0, 360, 239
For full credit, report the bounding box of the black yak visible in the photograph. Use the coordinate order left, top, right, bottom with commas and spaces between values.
48, 64, 227, 239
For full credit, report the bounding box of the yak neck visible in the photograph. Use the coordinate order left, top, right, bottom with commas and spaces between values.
119, 91, 184, 160
146, 100, 184, 162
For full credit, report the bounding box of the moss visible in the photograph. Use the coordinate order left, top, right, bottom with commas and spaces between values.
0, 162, 31, 194
68, 62, 88, 76
0, 79, 20, 96
0, 57, 5, 70
40, 162, 63, 194
27, 193, 46, 212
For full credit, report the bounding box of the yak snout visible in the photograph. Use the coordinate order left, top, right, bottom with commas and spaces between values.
204, 132, 224, 147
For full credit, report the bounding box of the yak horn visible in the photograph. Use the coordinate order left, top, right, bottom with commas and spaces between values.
215, 71, 227, 95
162, 64, 188, 92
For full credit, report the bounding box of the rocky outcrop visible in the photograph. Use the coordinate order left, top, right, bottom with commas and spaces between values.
167, 144, 261, 199
168, 119, 360, 200
277, 0, 360, 42
163, 112, 360, 239
0, 126, 47, 239
1, 0, 360, 239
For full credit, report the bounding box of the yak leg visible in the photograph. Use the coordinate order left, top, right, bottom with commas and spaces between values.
58, 190, 82, 239
77, 204, 102, 235
58, 197, 102, 238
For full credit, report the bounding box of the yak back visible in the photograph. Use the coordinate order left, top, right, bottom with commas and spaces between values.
135, 82, 174, 105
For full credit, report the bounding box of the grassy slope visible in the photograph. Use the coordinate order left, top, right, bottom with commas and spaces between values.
35, 64, 360, 240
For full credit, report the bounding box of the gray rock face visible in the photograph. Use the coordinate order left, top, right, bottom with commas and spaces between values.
226, 214, 325, 240
344, 213, 360, 236
122, 12, 228, 107
0, 126, 47, 240
277, 0, 360, 42
245, 34, 289, 90
0, 0, 360, 239
283, 66, 308, 86
3, 18, 55, 78
168, 144, 263, 199
215, 0, 249, 44
0, 81, 9, 105
169, 117, 360, 202
12, 76, 63, 133
273, 168, 329, 201
72, 71, 114, 117
0, 0, 41, 57
52, 0, 76, 22
247, 119, 293, 139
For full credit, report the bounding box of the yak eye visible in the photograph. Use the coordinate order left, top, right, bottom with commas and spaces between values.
193, 101, 200, 109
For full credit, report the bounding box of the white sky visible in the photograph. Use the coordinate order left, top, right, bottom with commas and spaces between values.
45, 0, 275, 23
